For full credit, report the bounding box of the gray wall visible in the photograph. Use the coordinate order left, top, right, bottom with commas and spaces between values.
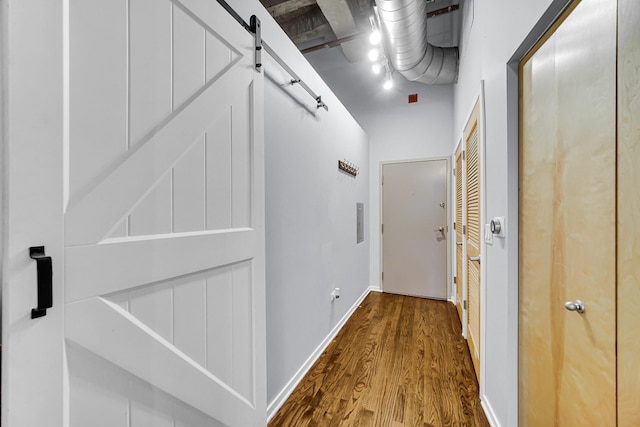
306, 48, 455, 292
227, 0, 371, 413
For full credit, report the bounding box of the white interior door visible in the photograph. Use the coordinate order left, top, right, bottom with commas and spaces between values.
382, 159, 448, 299
3, 0, 266, 425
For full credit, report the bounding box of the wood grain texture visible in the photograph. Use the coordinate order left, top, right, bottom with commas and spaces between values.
519, 0, 617, 425
617, 0, 640, 423
269, 292, 489, 427
464, 100, 481, 383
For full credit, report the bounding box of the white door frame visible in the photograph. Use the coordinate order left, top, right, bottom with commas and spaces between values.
452, 139, 468, 339
1, 0, 66, 424
379, 156, 451, 299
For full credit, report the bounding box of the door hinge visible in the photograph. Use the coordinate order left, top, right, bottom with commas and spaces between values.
382, 271, 384, 281
453, 222, 456, 230
463, 225, 466, 235
462, 150, 466, 160
381, 175, 384, 185
463, 300, 467, 310
453, 167, 456, 176
381, 224, 384, 234
454, 276, 457, 284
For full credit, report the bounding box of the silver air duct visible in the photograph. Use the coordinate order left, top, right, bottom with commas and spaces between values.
375, 0, 458, 84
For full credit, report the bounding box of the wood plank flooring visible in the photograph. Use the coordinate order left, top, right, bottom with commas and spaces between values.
269, 292, 489, 427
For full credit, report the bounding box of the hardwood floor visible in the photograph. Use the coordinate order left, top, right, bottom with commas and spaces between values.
269, 292, 489, 427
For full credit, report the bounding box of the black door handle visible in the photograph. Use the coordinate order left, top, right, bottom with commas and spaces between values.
29, 246, 52, 319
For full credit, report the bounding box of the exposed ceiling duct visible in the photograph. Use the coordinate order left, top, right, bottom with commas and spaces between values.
375, 0, 459, 84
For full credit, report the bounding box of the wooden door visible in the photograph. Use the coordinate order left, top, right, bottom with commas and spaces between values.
382, 159, 448, 299
3, 0, 267, 425
519, 0, 617, 425
454, 144, 465, 325
464, 101, 481, 382
617, 0, 640, 423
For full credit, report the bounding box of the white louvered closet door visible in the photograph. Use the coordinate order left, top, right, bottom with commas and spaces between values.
464, 101, 481, 383
3, 0, 266, 426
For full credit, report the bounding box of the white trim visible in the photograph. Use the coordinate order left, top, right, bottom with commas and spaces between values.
478, 80, 488, 399
481, 395, 501, 427
266, 285, 374, 421
379, 156, 451, 299
451, 138, 467, 339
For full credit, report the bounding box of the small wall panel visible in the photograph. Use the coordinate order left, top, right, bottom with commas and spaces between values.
105, 260, 255, 400
68, 343, 226, 427
173, 138, 206, 233
69, 0, 128, 202
206, 31, 234, 82
172, 4, 205, 109
206, 111, 233, 230
231, 90, 253, 228
129, 0, 172, 148
128, 173, 173, 236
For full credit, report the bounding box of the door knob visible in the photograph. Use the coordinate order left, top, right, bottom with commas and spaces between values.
564, 300, 585, 314
434, 227, 444, 232
456, 241, 463, 245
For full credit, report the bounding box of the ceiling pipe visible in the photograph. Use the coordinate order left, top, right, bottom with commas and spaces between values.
375, 0, 459, 84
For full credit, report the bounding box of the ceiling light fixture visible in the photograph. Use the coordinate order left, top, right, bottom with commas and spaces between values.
383, 77, 393, 90
372, 63, 382, 74
368, 48, 380, 62
369, 30, 381, 46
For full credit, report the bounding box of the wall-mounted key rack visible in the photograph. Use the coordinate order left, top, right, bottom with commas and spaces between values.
338, 160, 359, 177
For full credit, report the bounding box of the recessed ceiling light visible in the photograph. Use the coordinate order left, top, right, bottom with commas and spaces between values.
368, 48, 380, 62
372, 63, 382, 74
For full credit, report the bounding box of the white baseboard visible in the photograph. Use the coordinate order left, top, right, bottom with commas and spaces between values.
266, 285, 374, 421
481, 395, 501, 427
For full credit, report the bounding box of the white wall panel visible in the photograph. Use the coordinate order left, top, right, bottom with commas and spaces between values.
128, 173, 173, 236
128, 284, 174, 343
173, 138, 206, 233
206, 31, 234, 82
68, 343, 227, 427
231, 92, 252, 228
129, 0, 172, 148
206, 265, 234, 385
69, 0, 127, 204
173, 276, 207, 366
172, 5, 205, 109
206, 111, 233, 230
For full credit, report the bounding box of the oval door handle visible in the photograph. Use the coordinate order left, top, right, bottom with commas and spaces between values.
468, 255, 481, 264
456, 241, 463, 245
564, 300, 585, 314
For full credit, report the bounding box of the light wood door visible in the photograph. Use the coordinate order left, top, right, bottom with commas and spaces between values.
464, 101, 481, 382
617, 0, 640, 423
519, 0, 617, 425
454, 144, 465, 325
2, 0, 267, 425
382, 159, 448, 299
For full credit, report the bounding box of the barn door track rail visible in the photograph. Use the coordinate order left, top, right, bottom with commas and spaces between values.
215, 0, 329, 112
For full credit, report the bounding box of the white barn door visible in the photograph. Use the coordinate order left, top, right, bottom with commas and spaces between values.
3, 0, 266, 426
